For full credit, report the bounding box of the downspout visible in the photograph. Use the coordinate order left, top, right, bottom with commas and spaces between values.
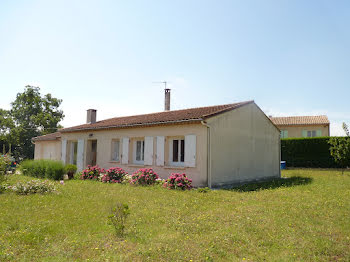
201, 120, 212, 188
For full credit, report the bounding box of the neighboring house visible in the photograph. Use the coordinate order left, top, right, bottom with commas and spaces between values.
32, 94, 280, 188
270, 115, 330, 138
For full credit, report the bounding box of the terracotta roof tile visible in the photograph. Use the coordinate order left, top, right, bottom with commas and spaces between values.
32, 132, 61, 142
270, 115, 329, 126
59, 100, 254, 133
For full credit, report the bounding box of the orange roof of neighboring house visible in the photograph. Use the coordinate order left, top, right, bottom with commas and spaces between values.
270, 115, 329, 126
32, 131, 61, 141
32, 100, 254, 141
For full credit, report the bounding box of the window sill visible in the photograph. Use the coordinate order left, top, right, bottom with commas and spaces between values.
109, 160, 120, 163
164, 166, 186, 170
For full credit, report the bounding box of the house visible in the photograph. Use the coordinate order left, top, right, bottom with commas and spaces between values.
270, 115, 330, 138
32, 91, 280, 188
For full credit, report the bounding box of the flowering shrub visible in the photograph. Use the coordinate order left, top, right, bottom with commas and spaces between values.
81, 165, 105, 180
7, 180, 58, 195
121, 174, 133, 184
163, 173, 193, 190
102, 167, 128, 183
130, 168, 159, 185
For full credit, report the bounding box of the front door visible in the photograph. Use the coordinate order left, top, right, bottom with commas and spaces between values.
87, 140, 97, 166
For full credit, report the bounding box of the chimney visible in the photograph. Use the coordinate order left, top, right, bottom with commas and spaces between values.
86, 109, 97, 124
164, 88, 171, 111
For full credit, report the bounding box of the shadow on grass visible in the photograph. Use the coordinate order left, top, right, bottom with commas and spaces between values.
227, 176, 313, 192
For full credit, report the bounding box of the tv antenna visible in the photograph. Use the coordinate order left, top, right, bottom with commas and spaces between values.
153, 81, 170, 89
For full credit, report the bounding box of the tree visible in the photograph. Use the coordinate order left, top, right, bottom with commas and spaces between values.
329, 123, 350, 174
8, 86, 64, 159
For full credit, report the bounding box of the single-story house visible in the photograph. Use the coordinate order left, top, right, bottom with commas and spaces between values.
270, 115, 330, 138
33, 94, 280, 188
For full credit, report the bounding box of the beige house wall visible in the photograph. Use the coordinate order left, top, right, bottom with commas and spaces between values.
206, 103, 280, 187
61, 124, 208, 187
277, 124, 330, 138
34, 140, 62, 161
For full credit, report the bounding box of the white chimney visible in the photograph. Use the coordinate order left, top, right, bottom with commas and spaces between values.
164, 88, 171, 111
86, 109, 97, 124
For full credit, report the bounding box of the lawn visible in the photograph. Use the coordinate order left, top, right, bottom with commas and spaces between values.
1, 169, 350, 261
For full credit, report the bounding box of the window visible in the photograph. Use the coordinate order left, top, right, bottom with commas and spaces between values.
134, 139, 145, 164
111, 140, 120, 161
307, 130, 316, 137
170, 138, 185, 166
280, 130, 288, 138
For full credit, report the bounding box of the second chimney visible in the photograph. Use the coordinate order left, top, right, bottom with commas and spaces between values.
86, 109, 97, 124
164, 88, 171, 111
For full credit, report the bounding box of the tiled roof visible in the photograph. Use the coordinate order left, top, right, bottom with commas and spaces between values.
58, 100, 254, 133
32, 132, 61, 142
270, 115, 329, 126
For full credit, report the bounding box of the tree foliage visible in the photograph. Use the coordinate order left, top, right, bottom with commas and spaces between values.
1, 86, 64, 159
329, 123, 350, 174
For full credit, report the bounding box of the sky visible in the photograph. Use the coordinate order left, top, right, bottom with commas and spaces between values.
0, 0, 349, 135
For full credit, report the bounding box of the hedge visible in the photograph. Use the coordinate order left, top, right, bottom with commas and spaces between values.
20, 159, 65, 180
281, 137, 350, 168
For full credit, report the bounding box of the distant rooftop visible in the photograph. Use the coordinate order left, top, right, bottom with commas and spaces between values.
270, 115, 329, 126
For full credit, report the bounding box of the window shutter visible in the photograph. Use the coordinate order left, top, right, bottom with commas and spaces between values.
144, 136, 154, 165
185, 134, 196, 167
61, 139, 67, 164
302, 130, 307, 138
316, 130, 322, 137
156, 136, 165, 166
122, 137, 129, 164
77, 139, 85, 171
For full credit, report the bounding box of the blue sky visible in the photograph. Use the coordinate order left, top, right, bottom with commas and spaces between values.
0, 0, 349, 135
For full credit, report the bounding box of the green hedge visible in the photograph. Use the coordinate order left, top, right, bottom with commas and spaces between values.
281, 137, 350, 168
20, 160, 65, 180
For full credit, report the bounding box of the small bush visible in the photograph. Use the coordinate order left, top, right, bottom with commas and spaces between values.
0, 155, 10, 177
130, 168, 159, 185
102, 167, 128, 183
163, 173, 193, 190
20, 160, 65, 180
108, 202, 130, 237
7, 180, 58, 195
73, 172, 82, 180
81, 165, 105, 180
65, 164, 77, 179
0, 184, 6, 194
0, 155, 10, 183
46, 161, 65, 180
197, 187, 211, 193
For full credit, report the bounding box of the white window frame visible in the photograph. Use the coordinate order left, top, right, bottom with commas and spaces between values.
169, 137, 185, 167
133, 139, 145, 165
111, 139, 120, 162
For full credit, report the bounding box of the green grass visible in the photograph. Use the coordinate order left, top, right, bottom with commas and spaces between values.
1, 170, 350, 261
